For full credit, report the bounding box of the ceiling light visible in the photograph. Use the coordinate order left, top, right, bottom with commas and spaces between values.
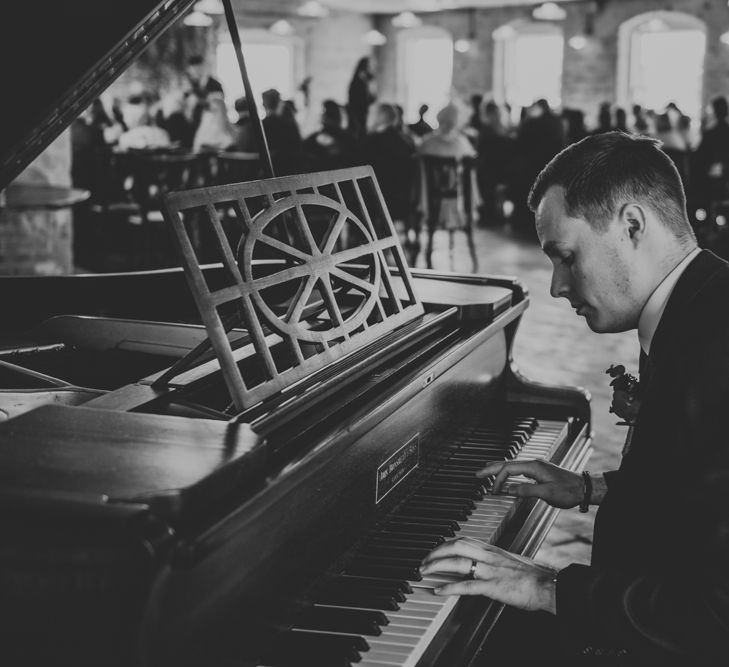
454, 38, 471, 53
721, 30, 729, 45
364, 29, 387, 46
270, 19, 294, 36
194, 0, 223, 14
644, 17, 668, 32
298, 1, 329, 18
412, 0, 458, 9
532, 2, 567, 21
183, 10, 213, 27
392, 11, 422, 29
493, 24, 516, 40
569, 35, 588, 50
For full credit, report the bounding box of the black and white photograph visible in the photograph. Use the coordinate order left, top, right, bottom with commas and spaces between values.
0, 1, 728, 665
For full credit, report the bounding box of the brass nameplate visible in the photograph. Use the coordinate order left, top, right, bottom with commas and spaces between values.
376, 435, 419, 504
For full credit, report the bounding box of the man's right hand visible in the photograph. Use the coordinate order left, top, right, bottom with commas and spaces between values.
476, 460, 586, 509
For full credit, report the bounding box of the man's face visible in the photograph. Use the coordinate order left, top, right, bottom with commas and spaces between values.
535, 186, 642, 333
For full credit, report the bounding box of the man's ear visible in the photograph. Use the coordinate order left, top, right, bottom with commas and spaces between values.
620, 203, 647, 244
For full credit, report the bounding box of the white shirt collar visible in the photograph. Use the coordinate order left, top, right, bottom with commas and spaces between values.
638, 248, 700, 355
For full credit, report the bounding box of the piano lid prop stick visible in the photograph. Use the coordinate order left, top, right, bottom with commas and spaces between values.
222, 0, 275, 179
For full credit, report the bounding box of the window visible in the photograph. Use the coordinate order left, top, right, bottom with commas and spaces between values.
398, 26, 453, 126
493, 21, 564, 115
618, 12, 706, 121
216, 30, 297, 113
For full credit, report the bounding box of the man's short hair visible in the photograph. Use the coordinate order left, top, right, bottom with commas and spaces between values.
528, 131, 694, 242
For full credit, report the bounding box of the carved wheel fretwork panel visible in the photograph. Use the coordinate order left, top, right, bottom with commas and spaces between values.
162, 166, 423, 411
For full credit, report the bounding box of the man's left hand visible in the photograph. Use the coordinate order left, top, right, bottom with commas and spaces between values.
420, 537, 558, 614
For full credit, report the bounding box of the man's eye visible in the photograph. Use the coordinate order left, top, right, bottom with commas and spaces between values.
561, 254, 574, 267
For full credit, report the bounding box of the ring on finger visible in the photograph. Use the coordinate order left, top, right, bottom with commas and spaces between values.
468, 559, 478, 580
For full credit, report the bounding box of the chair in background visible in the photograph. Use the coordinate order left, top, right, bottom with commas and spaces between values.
126, 150, 199, 268
420, 155, 479, 272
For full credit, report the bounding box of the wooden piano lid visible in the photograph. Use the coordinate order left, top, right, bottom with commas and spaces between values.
0, 404, 262, 518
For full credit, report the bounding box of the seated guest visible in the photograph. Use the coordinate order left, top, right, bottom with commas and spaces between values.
359, 103, 417, 226
419, 103, 475, 159
261, 88, 303, 175
156, 91, 199, 148
303, 100, 356, 172
193, 95, 237, 151
117, 94, 170, 151
408, 104, 433, 140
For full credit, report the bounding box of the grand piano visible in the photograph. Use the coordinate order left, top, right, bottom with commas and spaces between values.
0, 2, 591, 666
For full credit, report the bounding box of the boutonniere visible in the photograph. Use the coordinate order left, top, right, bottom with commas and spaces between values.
606, 364, 640, 456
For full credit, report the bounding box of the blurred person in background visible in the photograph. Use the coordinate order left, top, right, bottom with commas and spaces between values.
156, 91, 199, 148
477, 100, 515, 225
193, 95, 237, 151
262, 88, 303, 175
347, 56, 376, 142
360, 103, 417, 230
561, 108, 588, 146
511, 98, 564, 232
632, 104, 650, 135
419, 103, 475, 159
693, 95, 729, 222
231, 96, 257, 153
303, 100, 355, 172
117, 92, 170, 151
591, 101, 614, 135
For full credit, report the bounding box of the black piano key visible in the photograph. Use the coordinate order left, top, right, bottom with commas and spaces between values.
405, 499, 473, 514
403, 505, 471, 521
343, 562, 422, 581
312, 588, 401, 611
387, 513, 460, 530
359, 544, 430, 559
348, 553, 422, 567
365, 533, 444, 547
417, 484, 483, 500
263, 631, 363, 666
324, 575, 412, 595
393, 506, 468, 522
414, 490, 481, 504
408, 494, 476, 510
295, 607, 387, 636
382, 519, 456, 537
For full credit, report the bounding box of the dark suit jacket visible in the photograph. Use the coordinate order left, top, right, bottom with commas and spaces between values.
557, 250, 729, 664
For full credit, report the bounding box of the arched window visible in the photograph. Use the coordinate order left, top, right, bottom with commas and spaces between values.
493, 20, 564, 115
397, 25, 453, 125
216, 29, 301, 113
617, 11, 706, 121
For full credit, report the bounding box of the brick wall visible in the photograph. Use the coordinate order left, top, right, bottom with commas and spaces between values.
375, 0, 729, 124
0, 132, 74, 276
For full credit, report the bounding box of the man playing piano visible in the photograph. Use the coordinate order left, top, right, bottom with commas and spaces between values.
421, 132, 729, 664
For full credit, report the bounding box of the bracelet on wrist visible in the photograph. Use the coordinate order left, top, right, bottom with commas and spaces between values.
579, 470, 592, 513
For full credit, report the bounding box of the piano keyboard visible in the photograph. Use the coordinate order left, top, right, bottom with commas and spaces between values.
260, 418, 569, 667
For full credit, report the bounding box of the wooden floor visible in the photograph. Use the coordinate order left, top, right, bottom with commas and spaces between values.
417, 223, 639, 568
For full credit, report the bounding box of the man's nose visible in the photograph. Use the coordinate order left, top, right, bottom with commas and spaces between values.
550, 269, 570, 299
